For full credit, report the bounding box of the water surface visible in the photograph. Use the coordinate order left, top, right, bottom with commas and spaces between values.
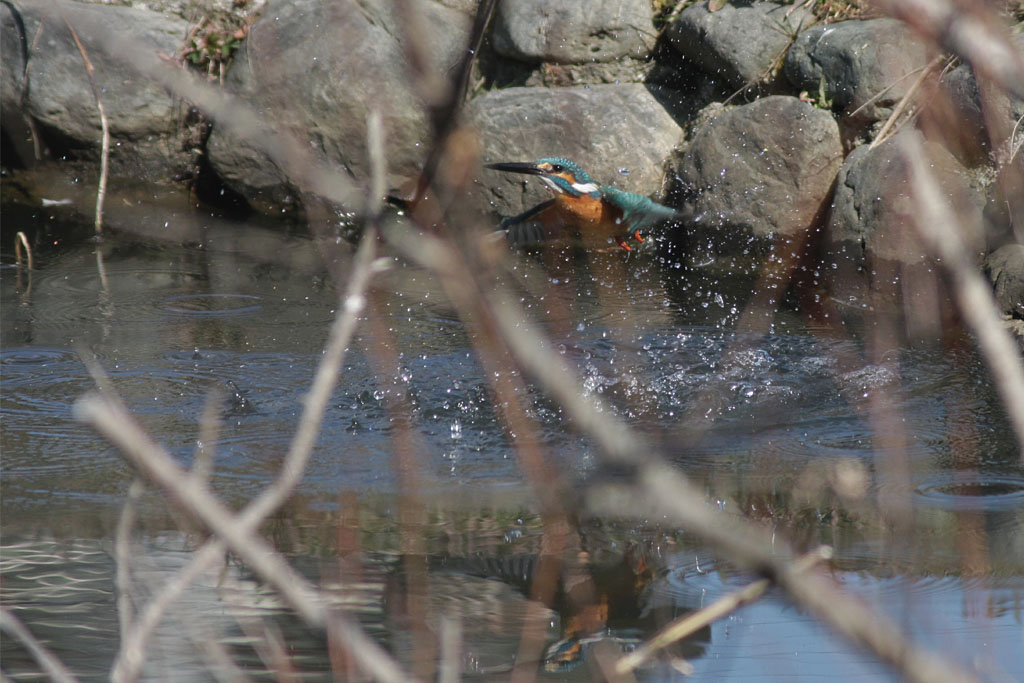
2, 205, 1022, 680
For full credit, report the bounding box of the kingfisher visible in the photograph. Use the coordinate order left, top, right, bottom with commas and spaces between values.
485, 157, 680, 251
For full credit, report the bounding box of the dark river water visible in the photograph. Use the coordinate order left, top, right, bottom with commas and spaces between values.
2, 197, 1023, 681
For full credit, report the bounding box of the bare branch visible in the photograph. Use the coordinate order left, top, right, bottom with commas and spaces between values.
0, 607, 80, 683
81, 229, 411, 682
62, 17, 108, 235
384, 221, 980, 683
112, 540, 228, 683
869, 56, 945, 149
114, 480, 144, 648
616, 547, 833, 674
192, 388, 224, 484
874, 0, 1024, 100
901, 133, 1024, 457
14, 231, 33, 270
593, 475, 977, 683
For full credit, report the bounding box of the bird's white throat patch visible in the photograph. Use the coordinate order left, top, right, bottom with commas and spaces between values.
539, 175, 598, 195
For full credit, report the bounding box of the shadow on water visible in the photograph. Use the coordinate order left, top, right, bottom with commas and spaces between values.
2, 192, 1023, 679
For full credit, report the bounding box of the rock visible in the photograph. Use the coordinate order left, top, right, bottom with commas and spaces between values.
828, 130, 985, 267
206, 0, 473, 207
943, 33, 1024, 161
467, 83, 683, 219
670, 96, 842, 253
667, 1, 815, 91
942, 64, 988, 156
784, 18, 932, 121
522, 60, 655, 88
492, 0, 655, 64
0, 0, 192, 179
984, 244, 1024, 318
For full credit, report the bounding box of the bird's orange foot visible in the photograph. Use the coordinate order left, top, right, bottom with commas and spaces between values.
633, 230, 644, 243
615, 236, 632, 251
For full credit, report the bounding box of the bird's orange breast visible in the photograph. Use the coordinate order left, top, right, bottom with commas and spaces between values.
553, 195, 624, 234
519, 194, 633, 249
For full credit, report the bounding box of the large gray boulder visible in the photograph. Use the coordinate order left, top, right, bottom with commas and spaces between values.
467, 84, 683, 219
492, 0, 655, 65
784, 18, 932, 121
0, 0, 191, 179
670, 96, 843, 252
206, 0, 473, 207
828, 130, 985, 267
667, 1, 815, 90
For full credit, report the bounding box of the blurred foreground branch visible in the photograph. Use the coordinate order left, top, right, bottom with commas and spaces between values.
874, 0, 1024, 100
0, 607, 79, 683
382, 221, 979, 683
77, 231, 413, 683
47, 0, 1020, 679
901, 133, 1024, 458
617, 546, 833, 674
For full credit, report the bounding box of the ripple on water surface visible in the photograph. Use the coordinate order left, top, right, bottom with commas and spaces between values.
160, 293, 263, 315
1, 346, 95, 433
914, 473, 1024, 511
20, 261, 210, 326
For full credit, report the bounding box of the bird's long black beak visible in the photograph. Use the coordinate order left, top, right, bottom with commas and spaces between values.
485, 161, 546, 176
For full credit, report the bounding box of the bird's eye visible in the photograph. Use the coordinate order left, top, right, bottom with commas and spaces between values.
550, 164, 564, 173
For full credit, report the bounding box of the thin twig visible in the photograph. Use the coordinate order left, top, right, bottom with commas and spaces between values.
667, 1, 691, 25
869, 56, 945, 149
901, 133, 1024, 458
849, 60, 934, 119
722, 12, 813, 106
75, 390, 412, 682
237, 229, 382, 528
63, 17, 108, 235
383, 221, 979, 683
105, 110, 386, 683
114, 480, 144, 648
391, 0, 497, 212
616, 546, 833, 674
1008, 113, 1024, 165
15, 231, 33, 270
595, 470, 976, 683
1, 0, 44, 160
0, 607, 80, 683
185, 619, 256, 683
366, 110, 385, 220
192, 388, 223, 483
75, 392, 324, 616
875, 0, 1024, 100
438, 614, 462, 683
112, 539, 228, 683
86, 230, 407, 682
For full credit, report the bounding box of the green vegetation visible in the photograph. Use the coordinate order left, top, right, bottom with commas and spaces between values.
182, 13, 247, 81
799, 75, 835, 109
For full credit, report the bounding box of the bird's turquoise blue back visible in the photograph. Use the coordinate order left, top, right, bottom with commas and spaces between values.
601, 186, 679, 231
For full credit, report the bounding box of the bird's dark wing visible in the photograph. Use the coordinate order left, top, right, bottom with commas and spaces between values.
499, 199, 565, 246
